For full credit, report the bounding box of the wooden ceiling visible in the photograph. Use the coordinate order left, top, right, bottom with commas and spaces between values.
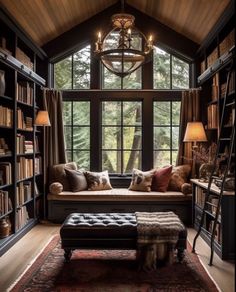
0, 0, 231, 47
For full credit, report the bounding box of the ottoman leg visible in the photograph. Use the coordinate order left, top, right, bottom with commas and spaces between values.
177, 247, 185, 263
64, 249, 72, 262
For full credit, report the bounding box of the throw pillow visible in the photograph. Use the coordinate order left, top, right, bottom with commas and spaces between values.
84, 170, 112, 191
181, 183, 192, 195
167, 164, 191, 192
50, 162, 77, 191
151, 165, 173, 192
65, 168, 87, 192
129, 168, 155, 192
49, 182, 63, 195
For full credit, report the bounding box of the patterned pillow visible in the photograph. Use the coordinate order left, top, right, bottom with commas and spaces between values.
65, 168, 88, 192
49, 182, 63, 195
167, 164, 191, 191
84, 170, 112, 191
129, 168, 155, 192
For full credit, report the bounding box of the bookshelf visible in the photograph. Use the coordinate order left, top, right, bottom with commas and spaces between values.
191, 179, 235, 260
0, 13, 46, 255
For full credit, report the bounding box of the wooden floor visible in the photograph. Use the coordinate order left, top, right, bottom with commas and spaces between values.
0, 223, 234, 292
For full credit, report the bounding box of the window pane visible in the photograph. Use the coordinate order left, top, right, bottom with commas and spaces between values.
172, 127, 179, 149
74, 151, 90, 169
154, 101, 170, 125
124, 151, 142, 173
102, 150, 121, 174
123, 127, 142, 150
73, 127, 90, 149
172, 56, 189, 89
153, 47, 170, 89
102, 127, 122, 149
154, 127, 170, 149
73, 102, 90, 125
63, 102, 71, 125
102, 67, 121, 89
172, 101, 181, 125
123, 68, 142, 89
153, 151, 170, 168
66, 151, 72, 162
123, 102, 142, 125
73, 45, 90, 89
102, 102, 121, 125
172, 151, 178, 165
54, 56, 72, 89
64, 126, 71, 149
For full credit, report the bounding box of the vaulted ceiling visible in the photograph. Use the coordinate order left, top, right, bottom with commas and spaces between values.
0, 0, 231, 47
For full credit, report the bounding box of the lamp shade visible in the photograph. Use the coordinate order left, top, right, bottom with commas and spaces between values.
35, 111, 51, 126
183, 122, 207, 142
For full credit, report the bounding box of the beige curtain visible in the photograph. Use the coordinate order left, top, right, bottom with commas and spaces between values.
43, 89, 67, 173
176, 89, 200, 169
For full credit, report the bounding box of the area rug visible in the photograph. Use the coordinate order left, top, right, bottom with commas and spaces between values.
9, 235, 219, 292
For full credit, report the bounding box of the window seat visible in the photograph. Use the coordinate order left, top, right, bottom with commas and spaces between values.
47, 188, 192, 225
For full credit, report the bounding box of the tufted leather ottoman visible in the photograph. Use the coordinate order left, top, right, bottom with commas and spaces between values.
60, 213, 187, 262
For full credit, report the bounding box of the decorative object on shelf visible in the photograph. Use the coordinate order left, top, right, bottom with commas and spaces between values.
0, 69, 5, 96
214, 176, 235, 191
198, 163, 214, 182
0, 217, 10, 238
94, 0, 153, 77
183, 122, 208, 177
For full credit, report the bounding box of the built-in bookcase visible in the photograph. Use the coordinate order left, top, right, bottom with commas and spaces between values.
0, 13, 46, 255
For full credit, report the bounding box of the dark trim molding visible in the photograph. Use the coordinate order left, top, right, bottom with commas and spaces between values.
0, 7, 47, 59
43, 3, 198, 63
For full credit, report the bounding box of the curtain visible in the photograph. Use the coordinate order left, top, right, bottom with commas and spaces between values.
176, 89, 200, 169
43, 89, 67, 177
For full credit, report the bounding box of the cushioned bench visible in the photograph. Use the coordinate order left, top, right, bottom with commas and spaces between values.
60, 212, 187, 263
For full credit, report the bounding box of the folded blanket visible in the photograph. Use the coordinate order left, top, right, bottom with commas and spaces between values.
135, 211, 185, 270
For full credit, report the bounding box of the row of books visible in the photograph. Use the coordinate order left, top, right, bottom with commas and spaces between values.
0, 190, 13, 216
0, 137, 12, 156
207, 104, 219, 129
15, 206, 29, 230
211, 74, 219, 101
16, 47, 34, 71
16, 81, 34, 105
17, 108, 33, 130
195, 186, 205, 208
0, 106, 13, 127
16, 157, 42, 180
16, 134, 34, 154
0, 162, 12, 186
221, 70, 235, 97
208, 220, 222, 244
17, 158, 34, 180
16, 181, 32, 206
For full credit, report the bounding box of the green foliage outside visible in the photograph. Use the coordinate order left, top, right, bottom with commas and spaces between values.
55, 45, 187, 173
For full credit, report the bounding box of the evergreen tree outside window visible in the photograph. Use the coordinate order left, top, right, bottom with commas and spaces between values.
153, 101, 181, 167
63, 101, 90, 169
102, 101, 142, 174
153, 46, 189, 89
54, 45, 91, 89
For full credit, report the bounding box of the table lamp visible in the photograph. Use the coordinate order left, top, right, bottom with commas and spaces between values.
183, 122, 207, 177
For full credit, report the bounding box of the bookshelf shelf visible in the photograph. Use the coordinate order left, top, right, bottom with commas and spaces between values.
0, 12, 46, 255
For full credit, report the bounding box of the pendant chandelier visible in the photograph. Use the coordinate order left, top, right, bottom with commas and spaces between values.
94, 0, 153, 78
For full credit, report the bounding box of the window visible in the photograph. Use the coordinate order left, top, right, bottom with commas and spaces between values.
63, 101, 90, 169
54, 45, 91, 89
101, 101, 142, 174
153, 46, 189, 89
153, 101, 181, 167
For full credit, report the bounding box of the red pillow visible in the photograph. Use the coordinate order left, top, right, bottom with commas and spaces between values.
151, 166, 173, 192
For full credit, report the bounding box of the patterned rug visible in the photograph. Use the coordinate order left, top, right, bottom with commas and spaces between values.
9, 235, 219, 292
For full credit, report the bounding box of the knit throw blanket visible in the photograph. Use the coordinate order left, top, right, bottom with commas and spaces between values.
135, 211, 185, 244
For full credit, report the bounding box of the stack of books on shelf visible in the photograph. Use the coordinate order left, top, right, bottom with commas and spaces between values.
195, 186, 206, 208
0, 138, 11, 156
17, 157, 33, 180
25, 140, 33, 153
16, 181, 32, 206
211, 75, 219, 101
219, 28, 235, 57
16, 47, 34, 71
207, 104, 219, 129
0, 106, 13, 127
16, 81, 34, 105
16, 206, 29, 230
0, 162, 12, 186
0, 190, 13, 215
35, 157, 42, 175
17, 108, 33, 130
